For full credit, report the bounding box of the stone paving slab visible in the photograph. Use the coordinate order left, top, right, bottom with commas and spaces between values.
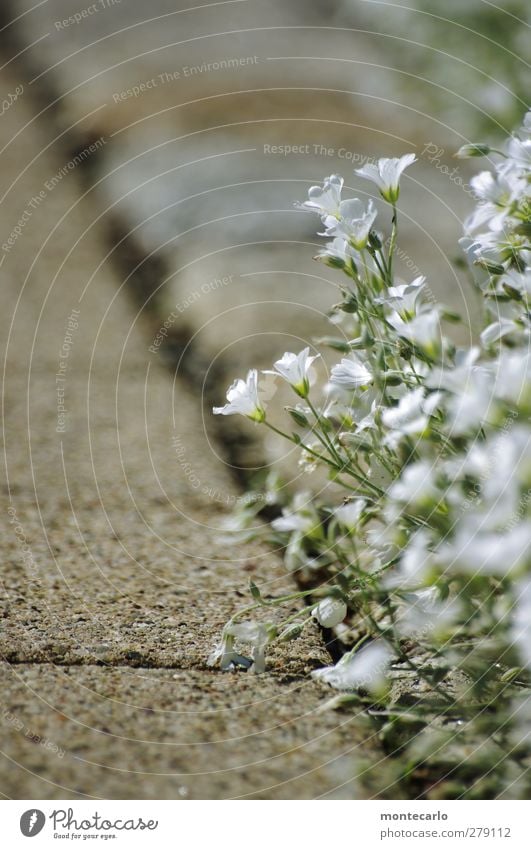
0, 663, 379, 799
0, 1, 485, 800
8, 0, 479, 357
4, 0, 481, 495
0, 57, 387, 798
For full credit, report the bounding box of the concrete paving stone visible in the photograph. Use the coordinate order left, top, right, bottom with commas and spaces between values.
5, 1, 482, 493
0, 100, 324, 668
0, 663, 382, 799
0, 56, 386, 798
0, 0, 493, 800
8, 0, 480, 361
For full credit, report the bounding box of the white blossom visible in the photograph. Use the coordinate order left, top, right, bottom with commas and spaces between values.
441, 521, 531, 576
207, 631, 252, 671
355, 153, 416, 203
299, 174, 344, 217
493, 350, 531, 410
512, 580, 531, 668
388, 460, 440, 510
330, 355, 373, 389
481, 317, 522, 347
323, 198, 377, 250
312, 641, 393, 691
385, 531, 435, 590
377, 276, 426, 319
316, 236, 359, 267
263, 347, 319, 397
389, 308, 441, 356
334, 499, 366, 530
227, 622, 270, 674
382, 388, 441, 439
271, 492, 317, 534
213, 369, 265, 421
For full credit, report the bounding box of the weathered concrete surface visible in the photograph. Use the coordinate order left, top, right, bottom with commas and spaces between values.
3, 0, 482, 491
8, 0, 480, 367
0, 62, 384, 798
1, 664, 377, 799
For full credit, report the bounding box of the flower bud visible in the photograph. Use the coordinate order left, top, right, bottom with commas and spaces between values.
286, 407, 310, 427
312, 597, 347, 628
455, 143, 491, 158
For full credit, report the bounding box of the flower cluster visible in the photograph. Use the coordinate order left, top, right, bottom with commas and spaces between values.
458, 116, 531, 348
210, 116, 531, 778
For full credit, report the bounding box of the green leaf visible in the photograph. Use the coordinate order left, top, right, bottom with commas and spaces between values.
250, 580, 261, 601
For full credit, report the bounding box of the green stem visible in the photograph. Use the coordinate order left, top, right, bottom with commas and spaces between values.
387, 203, 398, 282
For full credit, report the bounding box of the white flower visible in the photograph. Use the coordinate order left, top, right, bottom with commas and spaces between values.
330, 355, 372, 389
271, 492, 317, 534
316, 236, 359, 268
493, 350, 531, 410
382, 387, 441, 439
355, 153, 416, 203
501, 268, 531, 301
481, 318, 521, 347
207, 631, 252, 671
385, 531, 435, 590
464, 230, 531, 272
388, 460, 440, 510
441, 520, 531, 576
427, 351, 500, 436
426, 347, 482, 393
213, 369, 265, 421
389, 308, 441, 356
299, 174, 344, 217
395, 588, 457, 639
228, 622, 270, 674
512, 580, 531, 668
323, 198, 377, 250
505, 137, 531, 171
312, 597, 347, 628
334, 499, 366, 530
272, 512, 313, 533
263, 347, 319, 398
464, 172, 519, 234
444, 367, 498, 436
377, 276, 426, 319
312, 640, 393, 692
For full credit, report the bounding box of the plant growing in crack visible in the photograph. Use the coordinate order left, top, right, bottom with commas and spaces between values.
209, 114, 531, 796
